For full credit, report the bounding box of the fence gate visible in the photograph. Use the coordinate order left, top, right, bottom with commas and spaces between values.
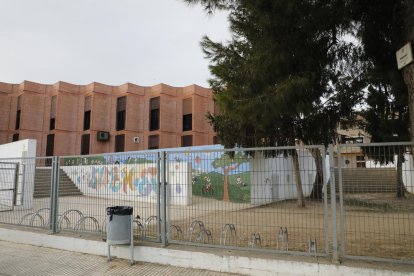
0, 162, 19, 212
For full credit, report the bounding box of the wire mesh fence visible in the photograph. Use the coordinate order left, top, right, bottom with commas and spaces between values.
0, 143, 413, 263
165, 146, 328, 256
336, 142, 414, 263
0, 157, 53, 230
58, 151, 161, 241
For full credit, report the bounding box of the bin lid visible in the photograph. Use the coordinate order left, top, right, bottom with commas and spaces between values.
106, 206, 133, 216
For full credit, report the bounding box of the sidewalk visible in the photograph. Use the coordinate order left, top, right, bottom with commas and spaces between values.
0, 240, 232, 276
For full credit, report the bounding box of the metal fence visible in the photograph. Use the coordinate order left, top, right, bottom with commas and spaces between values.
0, 157, 53, 229
0, 143, 413, 264
335, 142, 414, 264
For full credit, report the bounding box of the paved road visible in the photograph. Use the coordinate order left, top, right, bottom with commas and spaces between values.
0, 240, 233, 276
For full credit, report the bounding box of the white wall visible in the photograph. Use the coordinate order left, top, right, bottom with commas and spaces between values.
250, 149, 316, 205
0, 139, 37, 210
402, 153, 414, 194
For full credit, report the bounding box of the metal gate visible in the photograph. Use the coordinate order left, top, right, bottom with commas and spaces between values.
0, 162, 19, 212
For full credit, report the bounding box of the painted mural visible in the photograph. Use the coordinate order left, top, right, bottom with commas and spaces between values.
62, 161, 192, 205
167, 145, 251, 203
61, 145, 321, 206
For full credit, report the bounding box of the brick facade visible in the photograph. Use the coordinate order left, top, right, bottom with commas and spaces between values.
0, 81, 217, 157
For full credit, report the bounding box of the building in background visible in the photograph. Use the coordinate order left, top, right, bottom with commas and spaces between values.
335, 115, 372, 168
0, 81, 218, 157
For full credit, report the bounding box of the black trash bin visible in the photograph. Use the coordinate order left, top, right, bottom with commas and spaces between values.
106, 206, 134, 264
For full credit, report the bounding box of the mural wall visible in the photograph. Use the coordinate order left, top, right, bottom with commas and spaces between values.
62, 161, 192, 205
61, 145, 326, 206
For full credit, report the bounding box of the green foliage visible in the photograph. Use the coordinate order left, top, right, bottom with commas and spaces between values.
186, 0, 413, 148
211, 152, 249, 169
187, 0, 361, 148
351, 1, 411, 164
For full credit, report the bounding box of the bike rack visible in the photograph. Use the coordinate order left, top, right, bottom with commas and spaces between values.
196, 229, 213, 244
308, 238, 317, 254
74, 216, 100, 232
248, 233, 262, 248
18, 212, 45, 227
277, 227, 288, 251
169, 224, 183, 240
18, 208, 50, 227
133, 218, 144, 238
220, 223, 237, 245
187, 220, 205, 242
144, 215, 159, 238
57, 209, 84, 230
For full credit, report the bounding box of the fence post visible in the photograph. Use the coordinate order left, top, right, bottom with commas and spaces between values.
160, 151, 167, 246
49, 156, 60, 234
329, 145, 339, 263
337, 144, 346, 258
321, 146, 329, 256
13, 163, 20, 207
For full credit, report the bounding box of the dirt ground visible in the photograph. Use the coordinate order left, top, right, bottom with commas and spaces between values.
168, 193, 414, 261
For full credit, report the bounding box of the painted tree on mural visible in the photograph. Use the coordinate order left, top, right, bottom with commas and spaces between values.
211, 152, 248, 202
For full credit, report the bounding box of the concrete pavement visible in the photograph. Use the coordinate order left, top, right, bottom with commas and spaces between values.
0, 240, 232, 276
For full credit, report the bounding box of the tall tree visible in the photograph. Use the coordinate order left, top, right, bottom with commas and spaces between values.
350, 0, 412, 197
184, 0, 360, 206
350, 0, 414, 142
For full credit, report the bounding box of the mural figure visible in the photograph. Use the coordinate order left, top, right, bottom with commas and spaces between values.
236, 176, 246, 188
202, 176, 214, 195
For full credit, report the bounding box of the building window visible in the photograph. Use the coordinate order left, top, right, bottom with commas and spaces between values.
84, 96, 91, 130
12, 133, 19, 142
181, 135, 193, 147
148, 135, 159, 150
116, 96, 126, 131
182, 98, 192, 131
50, 96, 56, 130
115, 134, 125, 152
81, 134, 90, 155
15, 95, 22, 130
356, 155, 366, 168
149, 97, 160, 131
46, 134, 55, 156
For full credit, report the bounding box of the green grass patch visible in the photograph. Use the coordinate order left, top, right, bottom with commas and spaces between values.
344, 198, 391, 211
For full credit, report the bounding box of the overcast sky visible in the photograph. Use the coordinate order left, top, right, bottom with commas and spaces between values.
0, 0, 230, 87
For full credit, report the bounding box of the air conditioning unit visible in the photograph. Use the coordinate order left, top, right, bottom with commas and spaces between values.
133, 137, 140, 144
97, 131, 110, 141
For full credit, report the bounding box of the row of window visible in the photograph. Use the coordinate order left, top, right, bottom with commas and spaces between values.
13, 95, 195, 156
78, 134, 193, 155
14, 95, 193, 132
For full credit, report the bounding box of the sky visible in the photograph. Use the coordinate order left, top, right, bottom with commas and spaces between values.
0, 0, 230, 87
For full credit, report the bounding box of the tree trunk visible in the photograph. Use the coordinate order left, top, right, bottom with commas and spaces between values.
396, 154, 405, 198
402, 0, 414, 145
223, 168, 230, 202
292, 150, 305, 207
403, 63, 414, 145
309, 148, 324, 200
